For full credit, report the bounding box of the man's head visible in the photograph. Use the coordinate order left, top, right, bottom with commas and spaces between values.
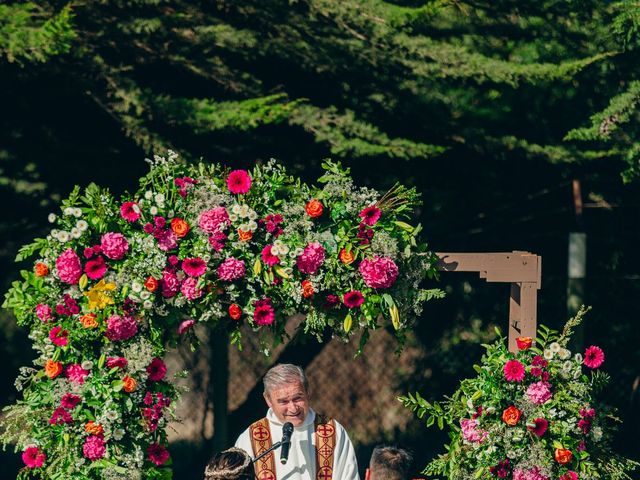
365, 445, 413, 480
263, 364, 310, 427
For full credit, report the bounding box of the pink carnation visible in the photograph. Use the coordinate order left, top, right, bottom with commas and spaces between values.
49, 326, 69, 347
296, 242, 326, 274
261, 245, 280, 266
147, 443, 170, 466
208, 231, 227, 252
161, 269, 180, 298
180, 277, 203, 301
147, 358, 167, 382
177, 319, 195, 335
156, 229, 178, 251
56, 248, 82, 284
182, 257, 207, 277
120, 201, 141, 222
61, 393, 82, 409
460, 418, 488, 443
359, 206, 382, 226
22, 447, 46, 469
106, 357, 128, 369
100, 232, 129, 260
83, 435, 106, 461
526, 381, 553, 405
358, 256, 399, 289
105, 314, 138, 341
84, 256, 107, 280
65, 363, 89, 384
36, 304, 54, 322
217, 257, 246, 281
227, 170, 252, 194
583, 345, 605, 369
199, 207, 230, 234
49, 407, 73, 425
503, 360, 526, 382
513, 467, 549, 480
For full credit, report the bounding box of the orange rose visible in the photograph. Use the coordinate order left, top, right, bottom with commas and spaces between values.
123, 375, 137, 393
305, 199, 324, 218
302, 280, 314, 298
238, 229, 253, 242
144, 276, 158, 292
170, 218, 190, 238
502, 405, 522, 426
229, 303, 242, 321
516, 336, 533, 350
85, 421, 104, 436
45, 360, 63, 379
34, 262, 49, 277
339, 248, 355, 265
554, 448, 573, 465
79, 313, 98, 329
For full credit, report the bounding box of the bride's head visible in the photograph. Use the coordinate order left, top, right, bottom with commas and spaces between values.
204, 448, 253, 480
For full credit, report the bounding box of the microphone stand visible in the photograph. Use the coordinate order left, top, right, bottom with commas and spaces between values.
253, 440, 290, 463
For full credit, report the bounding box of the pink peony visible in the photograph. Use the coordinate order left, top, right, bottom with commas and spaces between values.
120, 201, 141, 222
49, 407, 73, 425
528, 418, 548, 437
208, 231, 227, 252
100, 232, 129, 260
177, 319, 195, 335
36, 304, 54, 322
296, 243, 326, 274
359, 206, 382, 226
147, 443, 170, 466
227, 170, 252, 194
49, 326, 69, 347
583, 345, 605, 369
156, 228, 178, 251
65, 364, 89, 384
105, 314, 138, 341
526, 381, 553, 405
56, 248, 82, 284
83, 435, 106, 461
261, 245, 280, 266
106, 357, 128, 369
460, 418, 488, 443
84, 256, 107, 280
503, 360, 526, 382
199, 207, 230, 234
61, 393, 82, 409
182, 257, 207, 277
513, 467, 549, 480
343, 290, 365, 308
358, 256, 399, 289
217, 257, 246, 281
161, 269, 180, 298
254, 299, 275, 326
180, 277, 203, 301
147, 358, 167, 382
22, 447, 46, 469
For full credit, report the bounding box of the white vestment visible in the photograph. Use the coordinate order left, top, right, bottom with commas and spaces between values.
235, 408, 360, 480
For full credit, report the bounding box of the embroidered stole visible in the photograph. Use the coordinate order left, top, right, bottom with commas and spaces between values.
249, 415, 336, 480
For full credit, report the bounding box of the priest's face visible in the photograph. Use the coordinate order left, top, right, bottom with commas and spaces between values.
264, 381, 310, 427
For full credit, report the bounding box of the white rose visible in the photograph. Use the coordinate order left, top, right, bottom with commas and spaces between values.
140, 290, 151, 300
144, 191, 153, 200
149, 206, 158, 215
154, 193, 165, 204
229, 214, 238, 222
73, 208, 82, 218
143, 300, 153, 310
231, 204, 242, 215
558, 348, 571, 360
248, 220, 258, 232
57, 231, 70, 243
70, 228, 82, 239
48, 213, 57, 223
76, 220, 88, 231
550, 342, 561, 353
543, 349, 554, 360
63, 207, 74, 216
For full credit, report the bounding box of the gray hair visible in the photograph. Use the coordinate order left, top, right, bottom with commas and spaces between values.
263, 364, 308, 395
369, 445, 413, 480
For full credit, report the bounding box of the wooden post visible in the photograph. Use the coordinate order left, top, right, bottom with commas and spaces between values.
435, 252, 542, 352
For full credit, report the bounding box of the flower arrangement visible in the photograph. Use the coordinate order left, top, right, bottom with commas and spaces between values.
401, 307, 639, 480
1, 152, 441, 479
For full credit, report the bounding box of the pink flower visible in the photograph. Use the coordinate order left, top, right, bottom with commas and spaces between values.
227, 170, 252, 194
177, 319, 195, 335
182, 257, 207, 277
254, 299, 275, 326
343, 290, 365, 308
296, 243, 326, 274
56, 248, 82, 284
261, 245, 280, 266
49, 407, 73, 425
120, 201, 141, 222
22, 447, 46, 469
358, 256, 399, 289
49, 326, 69, 347
359, 206, 382, 226
147, 443, 170, 466
208, 231, 227, 252
100, 232, 129, 260
105, 314, 138, 341
199, 207, 230, 234
36, 304, 54, 322
503, 360, 526, 382
526, 381, 553, 405
527, 418, 548, 437
532, 355, 548, 367
65, 364, 89, 384
84, 256, 107, 280
83, 435, 106, 461
156, 229, 178, 251
460, 418, 488, 443
180, 277, 203, 301
530, 367, 542, 377
147, 358, 167, 381
217, 257, 246, 281
560, 471, 579, 480
580, 407, 596, 419
513, 467, 549, 480
161, 269, 180, 298
583, 345, 605, 369
578, 418, 592, 434
60, 393, 81, 409
106, 357, 128, 369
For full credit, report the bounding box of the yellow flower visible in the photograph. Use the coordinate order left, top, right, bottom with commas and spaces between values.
84, 280, 117, 310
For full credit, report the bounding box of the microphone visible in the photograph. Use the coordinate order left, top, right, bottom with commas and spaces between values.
280, 422, 294, 465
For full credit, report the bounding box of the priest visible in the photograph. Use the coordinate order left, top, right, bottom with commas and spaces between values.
235, 363, 360, 480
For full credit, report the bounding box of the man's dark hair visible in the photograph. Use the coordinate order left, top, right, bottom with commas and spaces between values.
369, 445, 413, 480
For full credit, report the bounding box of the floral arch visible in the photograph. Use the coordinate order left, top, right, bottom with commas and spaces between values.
1, 152, 441, 479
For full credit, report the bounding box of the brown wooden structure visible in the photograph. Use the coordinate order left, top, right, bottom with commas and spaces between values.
435, 251, 542, 352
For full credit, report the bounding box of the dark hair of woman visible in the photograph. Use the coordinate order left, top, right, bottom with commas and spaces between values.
204, 448, 254, 480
